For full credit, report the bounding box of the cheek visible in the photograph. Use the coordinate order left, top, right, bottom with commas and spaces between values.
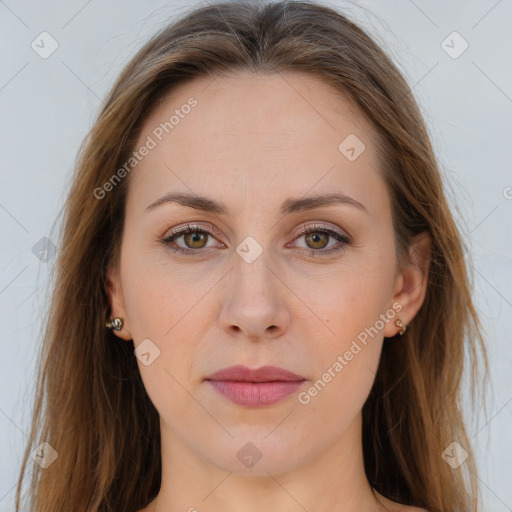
120, 245, 219, 380
314, 269, 393, 343
123, 265, 202, 422
297, 275, 388, 426
120, 238, 197, 339
314, 290, 384, 395
301, 249, 395, 391
297, 350, 379, 442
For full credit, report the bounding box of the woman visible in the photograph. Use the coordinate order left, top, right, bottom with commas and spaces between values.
15, 1, 488, 511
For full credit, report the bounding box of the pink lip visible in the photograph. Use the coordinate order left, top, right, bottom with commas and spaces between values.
205, 365, 306, 407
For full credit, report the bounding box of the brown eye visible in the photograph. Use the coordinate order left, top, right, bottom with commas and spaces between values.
304, 232, 329, 250
183, 230, 208, 249
161, 223, 225, 256
291, 224, 351, 257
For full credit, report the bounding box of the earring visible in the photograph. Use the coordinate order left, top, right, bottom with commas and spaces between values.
106, 317, 124, 331
394, 318, 407, 335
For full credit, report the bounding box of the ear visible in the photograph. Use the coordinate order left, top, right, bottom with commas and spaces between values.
383, 231, 432, 338
105, 263, 132, 340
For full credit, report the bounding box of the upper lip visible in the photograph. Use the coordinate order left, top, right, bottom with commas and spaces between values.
205, 365, 305, 382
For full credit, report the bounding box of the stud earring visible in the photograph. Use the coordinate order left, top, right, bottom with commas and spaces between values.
394, 318, 407, 335
106, 317, 124, 331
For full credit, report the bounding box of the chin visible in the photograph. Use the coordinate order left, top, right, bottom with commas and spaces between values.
200, 432, 312, 476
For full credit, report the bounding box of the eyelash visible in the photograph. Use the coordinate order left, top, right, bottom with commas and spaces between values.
160, 223, 351, 257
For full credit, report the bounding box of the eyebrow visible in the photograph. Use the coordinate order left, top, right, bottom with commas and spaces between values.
144, 192, 368, 215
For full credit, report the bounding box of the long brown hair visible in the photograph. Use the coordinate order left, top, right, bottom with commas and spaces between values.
15, 1, 488, 511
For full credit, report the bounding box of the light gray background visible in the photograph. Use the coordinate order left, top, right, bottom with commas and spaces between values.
1, 0, 511, 510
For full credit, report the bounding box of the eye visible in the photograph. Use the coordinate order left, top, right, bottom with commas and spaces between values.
160, 222, 351, 257
289, 223, 351, 256
160, 223, 224, 255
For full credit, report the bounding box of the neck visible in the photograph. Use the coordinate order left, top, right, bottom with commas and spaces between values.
150, 412, 385, 512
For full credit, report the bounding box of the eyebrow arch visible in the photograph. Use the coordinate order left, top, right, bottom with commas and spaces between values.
144, 192, 368, 215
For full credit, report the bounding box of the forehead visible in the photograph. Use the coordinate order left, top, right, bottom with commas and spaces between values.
127, 71, 387, 217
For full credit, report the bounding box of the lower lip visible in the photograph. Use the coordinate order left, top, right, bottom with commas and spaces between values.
206, 380, 305, 407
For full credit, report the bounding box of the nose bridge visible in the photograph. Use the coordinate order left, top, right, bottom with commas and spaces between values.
232, 237, 276, 306
220, 236, 289, 340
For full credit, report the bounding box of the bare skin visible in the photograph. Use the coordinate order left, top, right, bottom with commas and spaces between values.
106, 70, 431, 512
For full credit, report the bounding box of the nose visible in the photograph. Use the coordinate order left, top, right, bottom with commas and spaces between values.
219, 249, 291, 342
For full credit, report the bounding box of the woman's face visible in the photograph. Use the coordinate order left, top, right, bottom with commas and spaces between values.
107, 71, 426, 475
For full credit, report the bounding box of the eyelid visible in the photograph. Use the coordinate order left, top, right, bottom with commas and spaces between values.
162, 222, 349, 242
293, 222, 350, 240
163, 222, 223, 239
160, 223, 225, 256
160, 221, 351, 256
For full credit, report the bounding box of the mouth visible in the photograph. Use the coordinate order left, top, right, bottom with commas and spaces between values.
204, 365, 306, 407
